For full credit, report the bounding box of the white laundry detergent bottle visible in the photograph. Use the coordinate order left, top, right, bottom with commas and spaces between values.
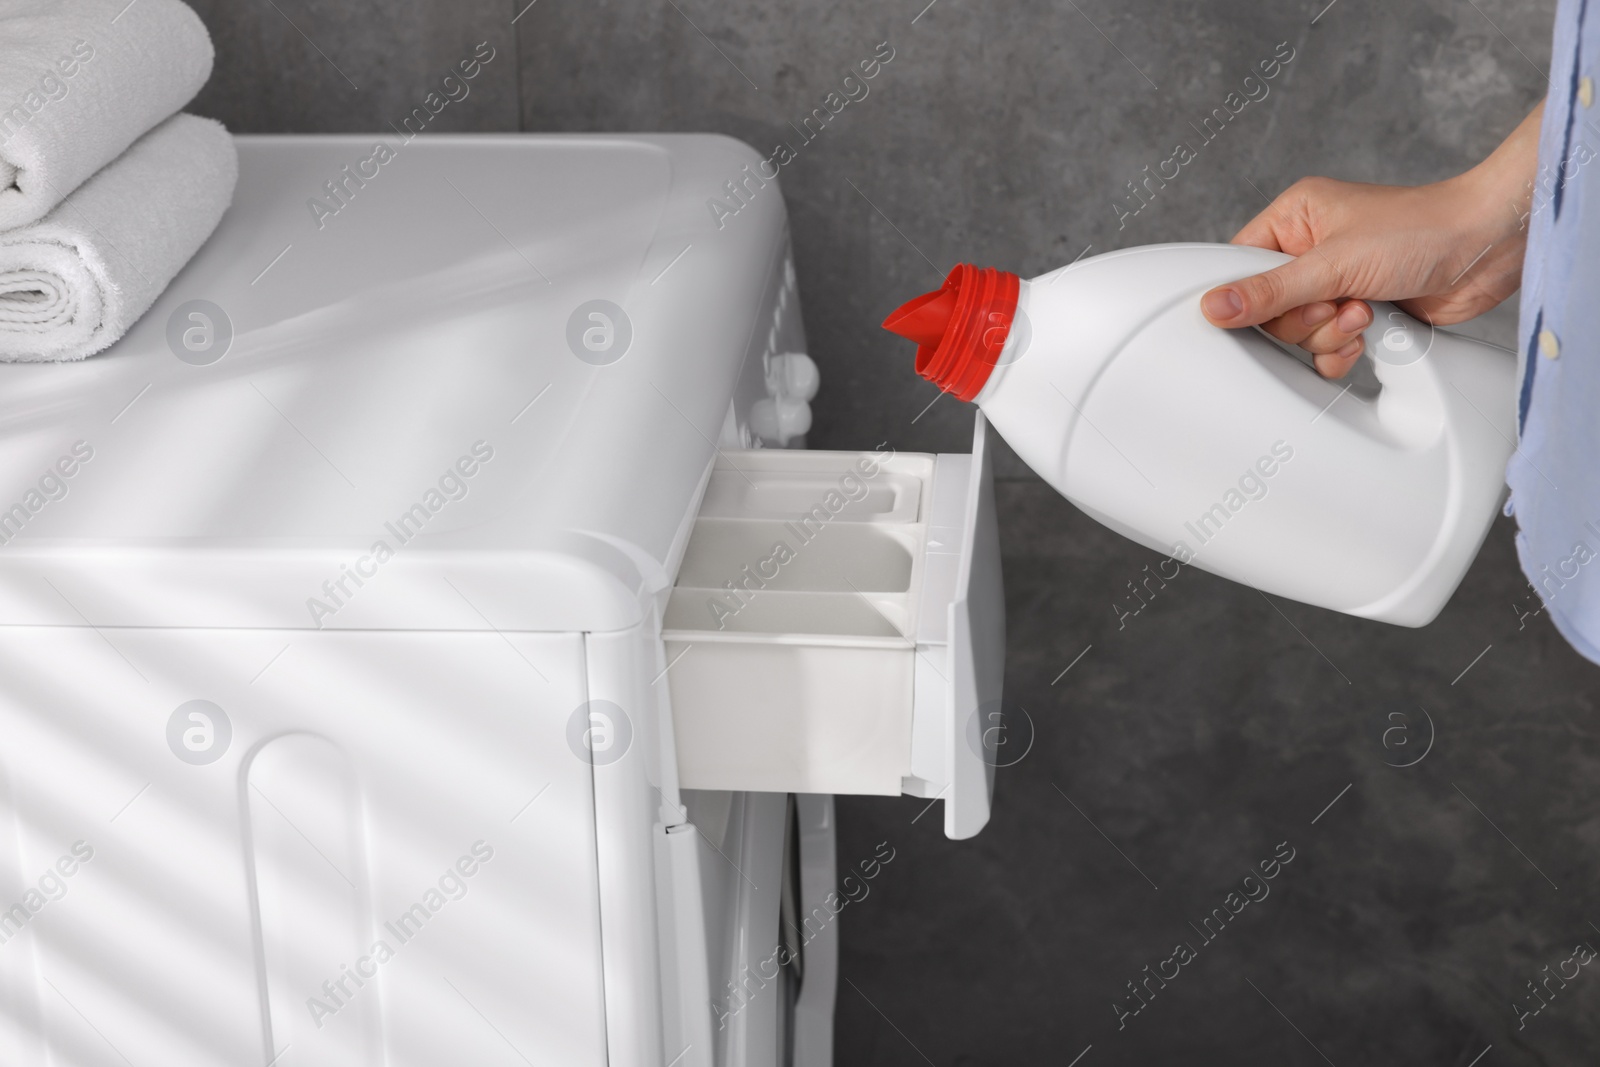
882, 243, 1518, 626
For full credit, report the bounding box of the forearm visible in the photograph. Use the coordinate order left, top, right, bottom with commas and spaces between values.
1450, 100, 1544, 242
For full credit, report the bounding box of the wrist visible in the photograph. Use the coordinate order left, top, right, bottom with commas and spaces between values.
1448, 100, 1543, 240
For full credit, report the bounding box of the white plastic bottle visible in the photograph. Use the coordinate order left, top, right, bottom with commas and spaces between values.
883, 243, 1518, 626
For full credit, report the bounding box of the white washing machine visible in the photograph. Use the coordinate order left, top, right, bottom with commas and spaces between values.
0, 133, 1004, 1067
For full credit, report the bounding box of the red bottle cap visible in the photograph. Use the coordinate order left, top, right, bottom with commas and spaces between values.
882, 264, 1020, 402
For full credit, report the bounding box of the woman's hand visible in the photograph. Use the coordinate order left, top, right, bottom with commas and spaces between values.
1200, 103, 1542, 379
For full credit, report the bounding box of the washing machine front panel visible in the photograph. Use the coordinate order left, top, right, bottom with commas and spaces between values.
0, 627, 605, 1067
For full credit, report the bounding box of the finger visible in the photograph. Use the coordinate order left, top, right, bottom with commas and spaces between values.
1200, 252, 1347, 329
1313, 338, 1364, 379
1298, 299, 1373, 354
1230, 186, 1305, 251
1230, 206, 1287, 251
1260, 302, 1337, 345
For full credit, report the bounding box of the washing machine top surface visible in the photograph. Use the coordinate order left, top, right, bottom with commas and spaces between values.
0, 133, 790, 630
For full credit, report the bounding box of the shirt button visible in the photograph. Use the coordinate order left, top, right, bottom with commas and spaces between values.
1539, 328, 1561, 359
1581, 75, 1595, 108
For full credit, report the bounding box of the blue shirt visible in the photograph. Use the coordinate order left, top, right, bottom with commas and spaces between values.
1509, 0, 1600, 662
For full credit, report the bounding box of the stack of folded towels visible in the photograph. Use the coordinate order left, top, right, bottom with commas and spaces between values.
0, 0, 236, 362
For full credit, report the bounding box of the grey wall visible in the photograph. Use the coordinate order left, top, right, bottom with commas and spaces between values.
188, 0, 1551, 461
185, 2, 1595, 1065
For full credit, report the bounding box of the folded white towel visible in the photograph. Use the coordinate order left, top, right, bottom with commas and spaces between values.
0, 0, 213, 230
0, 113, 237, 362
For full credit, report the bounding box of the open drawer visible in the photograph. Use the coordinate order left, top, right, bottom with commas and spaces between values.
664, 414, 1004, 839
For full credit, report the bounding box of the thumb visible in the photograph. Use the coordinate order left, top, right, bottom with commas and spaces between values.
1200, 252, 1347, 328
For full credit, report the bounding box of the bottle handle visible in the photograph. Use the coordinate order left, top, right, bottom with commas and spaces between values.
1204, 244, 1450, 443
1355, 301, 1447, 445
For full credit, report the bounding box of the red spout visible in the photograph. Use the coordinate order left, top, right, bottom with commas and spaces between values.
883, 287, 958, 348
881, 264, 1020, 402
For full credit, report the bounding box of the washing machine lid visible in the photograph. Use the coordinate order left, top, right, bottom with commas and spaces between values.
0, 133, 790, 630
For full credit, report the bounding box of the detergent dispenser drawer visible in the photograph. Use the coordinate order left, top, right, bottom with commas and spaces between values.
664, 415, 1004, 840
